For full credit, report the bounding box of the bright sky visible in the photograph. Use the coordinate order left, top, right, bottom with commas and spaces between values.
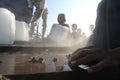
38, 0, 101, 37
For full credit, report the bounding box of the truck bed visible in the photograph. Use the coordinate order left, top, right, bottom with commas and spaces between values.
0, 41, 119, 80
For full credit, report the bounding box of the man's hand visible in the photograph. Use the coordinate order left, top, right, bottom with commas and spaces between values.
68, 46, 120, 73
32, 20, 39, 27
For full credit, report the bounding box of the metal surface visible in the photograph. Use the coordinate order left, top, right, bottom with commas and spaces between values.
0, 46, 72, 75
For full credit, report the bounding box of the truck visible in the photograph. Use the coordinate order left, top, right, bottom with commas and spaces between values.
0, 0, 117, 80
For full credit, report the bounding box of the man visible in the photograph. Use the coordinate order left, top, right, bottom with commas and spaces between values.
89, 24, 94, 35
57, 13, 69, 28
48, 13, 70, 42
69, 0, 120, 73
28, 0, 48, 38
71, 24, 78, 39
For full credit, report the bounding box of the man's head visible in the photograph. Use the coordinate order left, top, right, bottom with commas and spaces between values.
89, 24, 94, 32
71, 23, 77, 32
77, 28, 82, 34
57, 13, 66, 24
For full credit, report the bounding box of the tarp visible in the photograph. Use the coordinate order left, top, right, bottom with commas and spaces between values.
0, 0, 33, 23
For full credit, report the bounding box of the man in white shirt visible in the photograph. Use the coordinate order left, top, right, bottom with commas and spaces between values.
48, 13, 70, 42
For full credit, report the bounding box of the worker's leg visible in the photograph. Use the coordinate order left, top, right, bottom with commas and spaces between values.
42, 8, 48, 38
30, 0, 44, 38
